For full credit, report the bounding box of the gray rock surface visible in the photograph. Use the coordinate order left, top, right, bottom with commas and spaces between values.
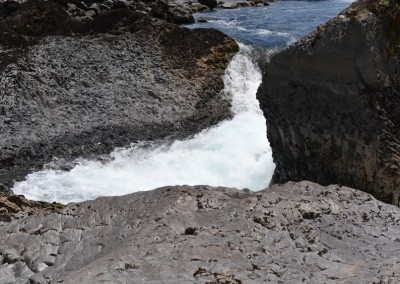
0, 181, 399, 283
257, 0, 400, 205
0, 0, 238, 189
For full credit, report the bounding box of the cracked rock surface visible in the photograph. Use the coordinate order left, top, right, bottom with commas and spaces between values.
0, 181, 399, 283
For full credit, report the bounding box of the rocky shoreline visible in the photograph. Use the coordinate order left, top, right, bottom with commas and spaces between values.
0, 0, 238, 190
1, 0, 400, 282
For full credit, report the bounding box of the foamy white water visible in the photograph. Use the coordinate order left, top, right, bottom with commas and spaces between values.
13, 46, 275, 204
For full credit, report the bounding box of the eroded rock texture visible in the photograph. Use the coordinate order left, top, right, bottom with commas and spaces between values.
0, 192, 62, 222
257, 0, 400, 204
0, 0, 238, 188
0, 182, 399, 283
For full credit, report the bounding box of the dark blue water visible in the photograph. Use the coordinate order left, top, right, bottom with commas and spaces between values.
190, 0, 354, 47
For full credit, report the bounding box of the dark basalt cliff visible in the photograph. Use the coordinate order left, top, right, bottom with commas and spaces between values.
0, 0, 238, 189
257, 0, 400, 205
0, 182, 399, 283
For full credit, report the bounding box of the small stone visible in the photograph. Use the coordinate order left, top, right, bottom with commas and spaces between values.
220, 3, 238, 9
184, 227, 196, 235
85, 10, 96, 18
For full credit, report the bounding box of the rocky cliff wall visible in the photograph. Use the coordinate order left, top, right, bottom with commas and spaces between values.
0, 0, 238, 189
257, 0, 400, 205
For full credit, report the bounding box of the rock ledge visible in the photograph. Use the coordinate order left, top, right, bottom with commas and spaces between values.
0, 182, 399, 283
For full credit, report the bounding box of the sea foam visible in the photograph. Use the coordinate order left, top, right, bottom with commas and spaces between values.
12, 46, 275, 204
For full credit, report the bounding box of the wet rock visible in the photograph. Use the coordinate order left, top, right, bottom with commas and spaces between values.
0, 182, 398, 282
198, 16, 208, 22
257, 0, 400, 205
190, 2, 210, 12
198, 0, 217, 10
220, 2, 237, 9
112, 0, 128, 9
237, 1, 252, 7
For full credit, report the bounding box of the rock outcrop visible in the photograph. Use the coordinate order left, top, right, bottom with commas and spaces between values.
0, 192, 62, 222
0, 182, 399, 283
0, 0, 238, 189
257, 0, 400, 205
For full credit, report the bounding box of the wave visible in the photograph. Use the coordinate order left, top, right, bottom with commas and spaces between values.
12, 47, 275, 204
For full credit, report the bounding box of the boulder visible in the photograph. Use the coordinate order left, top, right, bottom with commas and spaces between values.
257, 0, 400, 205
220, 2, 237, 9
0, 182, 398, 283
165, 4, 194, 24
190, 2, 210, 12
198, 16, 208, 22
237, 2, 252, 7
198, 0, 217, 10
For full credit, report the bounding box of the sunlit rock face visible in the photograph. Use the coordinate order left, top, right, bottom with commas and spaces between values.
257, 0, 400, 205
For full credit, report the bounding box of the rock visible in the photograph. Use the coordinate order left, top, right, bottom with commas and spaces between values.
166, 5, 194, 24
237, 2, 252, 7
2, 0, 20, 13
220, 2, 237, 9
89, 3, 101, 13
257, 0, 400, 205
0, 0, 238, 189
198, 0, 217, 10
190, 2, 210, 12
85, 9, 96, 17
198, 16, 208, 22
111, 0, 129, 9
0, 192, 63, 221
252, 0, 265, 4
99, 3, 111, 10
148, 0, 169, 19
148, 0, 194, 24
102, 0, 114, 9
0, 182, 398, 282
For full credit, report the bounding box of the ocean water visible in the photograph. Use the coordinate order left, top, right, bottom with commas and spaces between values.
191, 0, 354, 47
12, 0, 354, 203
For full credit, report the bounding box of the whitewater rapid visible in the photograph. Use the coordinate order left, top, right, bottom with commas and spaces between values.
12, 46, 275, 204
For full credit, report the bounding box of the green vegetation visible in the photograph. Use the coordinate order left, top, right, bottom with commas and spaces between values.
51, 201, 65, 209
